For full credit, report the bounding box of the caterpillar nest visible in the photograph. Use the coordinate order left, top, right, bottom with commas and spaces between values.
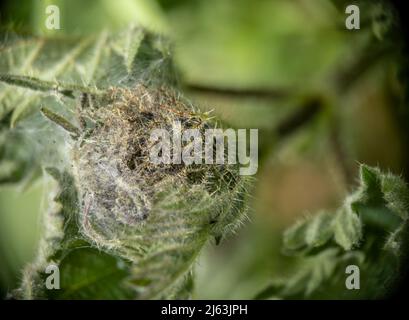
65, 84, 250, 296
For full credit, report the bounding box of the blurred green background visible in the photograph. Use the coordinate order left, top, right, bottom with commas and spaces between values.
0, 0, 407, 298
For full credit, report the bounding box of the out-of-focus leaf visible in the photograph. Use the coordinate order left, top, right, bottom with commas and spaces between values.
258, 164, 409, 299
167, 0, 351, 89
283, 211, 333, 254
0, 127, 36, 184
333, 207, 362, 250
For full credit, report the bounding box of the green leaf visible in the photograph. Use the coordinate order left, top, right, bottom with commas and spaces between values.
261, 164, 409, 299
0, 26, 168, 127
0, 125, 37, 184
283, 211, 334, 254
351, 165, 404, 232
16, 168, 135, 300
40, 107, 80, 136
333, 207, 362, 250
45, 247, 134, 300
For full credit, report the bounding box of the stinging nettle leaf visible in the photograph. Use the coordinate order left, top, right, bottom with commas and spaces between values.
263, 164, 409, 299
333, 207, 362, 250
45, 247, 135, 300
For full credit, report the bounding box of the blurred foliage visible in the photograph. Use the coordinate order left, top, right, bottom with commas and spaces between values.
0, 0, 408, 299
0, 0, 167, 35
256, 165, 409, 299
0, 183, 42, 298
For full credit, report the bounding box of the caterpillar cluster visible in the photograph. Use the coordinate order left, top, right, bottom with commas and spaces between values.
71, 85, 247, 256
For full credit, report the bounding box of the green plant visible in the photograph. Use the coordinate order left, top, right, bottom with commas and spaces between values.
256, 165, 409, 299
0, 27, 250, 299
1, 0, 409, 300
